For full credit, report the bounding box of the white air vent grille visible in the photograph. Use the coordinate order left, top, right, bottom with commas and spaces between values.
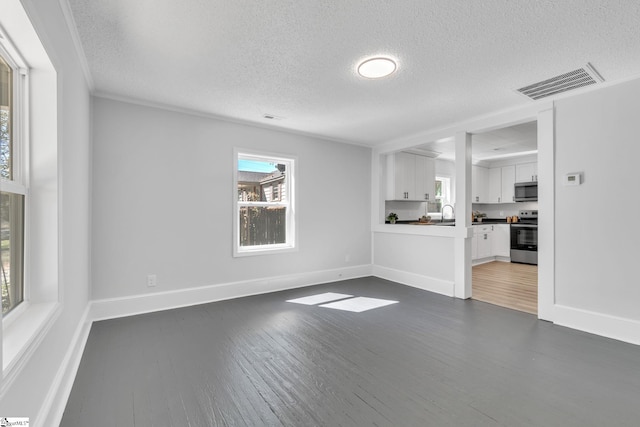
517, 64, 603, 100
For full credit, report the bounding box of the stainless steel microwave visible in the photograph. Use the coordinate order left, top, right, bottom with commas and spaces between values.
514, 181, 538, 202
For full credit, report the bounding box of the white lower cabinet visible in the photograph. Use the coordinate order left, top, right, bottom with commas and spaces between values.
472, 224, 511, 261
472, 225, 493, 260
477, 226, 493, 259
491, 224, 511, 257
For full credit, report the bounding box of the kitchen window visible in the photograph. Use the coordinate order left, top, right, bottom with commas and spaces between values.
435, 176, 452, 207
1, 49, 26, 316
234, 150, 296, 256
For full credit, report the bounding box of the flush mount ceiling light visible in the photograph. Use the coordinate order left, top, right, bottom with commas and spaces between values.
357, 57, 397, 79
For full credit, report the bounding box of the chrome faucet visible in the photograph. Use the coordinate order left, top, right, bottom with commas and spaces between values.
441, 204, 454, 222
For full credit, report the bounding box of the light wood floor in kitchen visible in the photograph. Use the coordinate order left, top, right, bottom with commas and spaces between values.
472, 261, 538, 314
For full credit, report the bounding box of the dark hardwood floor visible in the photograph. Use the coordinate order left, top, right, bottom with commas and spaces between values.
61, 277, 640, 426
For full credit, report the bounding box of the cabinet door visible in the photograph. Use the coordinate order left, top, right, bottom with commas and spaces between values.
491, 224, 511, 257
415, 155, 435, 201
501, 165, 515, 203
390, 152, 415, 200
471, 233, 478, 260
472, 165, 489, 203
488, 167, 502, 203
515, 162, 537, 183
477, 229, 492, 259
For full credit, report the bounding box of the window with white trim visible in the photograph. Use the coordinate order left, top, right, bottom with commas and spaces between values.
1, 49, 26, 316
234, 151, 295, 256
435, 176, 452, 207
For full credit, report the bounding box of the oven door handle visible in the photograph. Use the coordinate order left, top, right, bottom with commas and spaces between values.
511, 224, 537, 228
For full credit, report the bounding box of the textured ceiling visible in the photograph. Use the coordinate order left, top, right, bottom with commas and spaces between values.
415, 121, 538, 162
66, 0, 640, 146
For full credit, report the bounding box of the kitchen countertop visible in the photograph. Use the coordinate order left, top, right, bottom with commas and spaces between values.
472, 218, 512, 224
387, 220, 456, 225
386, 218, 515, 225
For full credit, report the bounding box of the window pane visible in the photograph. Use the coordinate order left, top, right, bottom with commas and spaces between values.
239, 206, 286, 247
237, 159, 286, 202
1, 191, 24, 315
0, 55, 13, 180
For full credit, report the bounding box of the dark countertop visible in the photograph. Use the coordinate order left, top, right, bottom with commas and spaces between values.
387, 219, 456, 225
385, 218, 515, 225
472, 218, 511, 224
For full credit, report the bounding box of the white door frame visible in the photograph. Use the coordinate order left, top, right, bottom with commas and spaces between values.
457, 106, 554, 321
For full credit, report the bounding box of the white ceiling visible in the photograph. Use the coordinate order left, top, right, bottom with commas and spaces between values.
414, 121, 538, 162
65, 0, 640, 146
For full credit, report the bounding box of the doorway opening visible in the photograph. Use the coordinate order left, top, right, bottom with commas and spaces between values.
470, 121, 539, 315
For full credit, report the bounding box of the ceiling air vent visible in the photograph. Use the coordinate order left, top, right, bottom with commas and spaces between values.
516, 63, 603, 100
263, 113, 284, 120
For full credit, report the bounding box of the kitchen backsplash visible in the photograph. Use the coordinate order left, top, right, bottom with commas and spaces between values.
385, 201, 539, 221
473, 201, 538, 218
384, 201, 428, 221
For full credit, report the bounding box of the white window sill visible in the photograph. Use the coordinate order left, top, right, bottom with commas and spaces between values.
2, 301, 60, 390
234, 245, 298, 257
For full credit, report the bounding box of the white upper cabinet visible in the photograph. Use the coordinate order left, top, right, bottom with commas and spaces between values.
415, 155, 435, 202
486, 165, 516, 203
390, 152, 415, 200
386, 152, 435, 201
501, 165, 515, 203
515, 162, 538, 182
488, 167, 502, 203
472, 165, 489, 203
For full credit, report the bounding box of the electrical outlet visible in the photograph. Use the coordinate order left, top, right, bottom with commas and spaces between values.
499, 211, 504, 217
345, 254, 350, 263
147, 274, 157, 287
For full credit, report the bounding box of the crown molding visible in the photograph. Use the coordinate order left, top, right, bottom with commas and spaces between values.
58, 0, 94, 91
92, 90, 373, 149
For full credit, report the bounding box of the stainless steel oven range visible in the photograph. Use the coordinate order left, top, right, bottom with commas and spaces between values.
510, 210, 537, 265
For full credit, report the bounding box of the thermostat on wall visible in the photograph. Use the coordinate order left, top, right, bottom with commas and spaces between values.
564, 172, 582, 186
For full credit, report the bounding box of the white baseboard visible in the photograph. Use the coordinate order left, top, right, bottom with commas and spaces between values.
554, 304, 640, 346
372, 265, 455, 297
90, 264, 373, 321
35, 304, 92, 427
471, 256, 511, 266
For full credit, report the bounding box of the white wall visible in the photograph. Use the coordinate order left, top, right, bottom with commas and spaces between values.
91, 97, 372, 300
373, 232, 456, 296
554, 79, 640, 330
384, 200, 426, 221
0, 0, 91, 422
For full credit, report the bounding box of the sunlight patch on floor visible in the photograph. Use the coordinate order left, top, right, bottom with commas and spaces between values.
287, 293, 398, 313
320, 297, 398, 313
286, 292, 352, 305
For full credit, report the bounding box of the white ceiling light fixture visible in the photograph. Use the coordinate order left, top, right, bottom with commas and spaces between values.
357, 57, 397, 79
